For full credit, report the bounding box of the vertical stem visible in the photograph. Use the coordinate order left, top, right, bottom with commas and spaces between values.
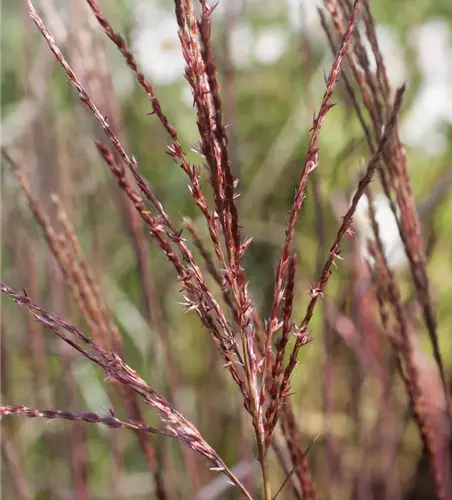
259, 445, 272, 500
241, 331, 271, 499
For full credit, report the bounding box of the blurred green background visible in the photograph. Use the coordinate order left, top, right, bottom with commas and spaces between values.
1, 0, 452, 499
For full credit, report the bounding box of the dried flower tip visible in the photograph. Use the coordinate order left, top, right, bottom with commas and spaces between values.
292, 325, 308, 339
310, 287, 325, 299
191, 142, 204, 156
240, 236, 253, 255
306, 158, 318, 175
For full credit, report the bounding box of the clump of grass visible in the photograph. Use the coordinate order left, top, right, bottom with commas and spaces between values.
1, 0, 450, 499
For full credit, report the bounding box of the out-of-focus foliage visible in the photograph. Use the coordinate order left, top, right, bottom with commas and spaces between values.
1, 1, 451, 499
